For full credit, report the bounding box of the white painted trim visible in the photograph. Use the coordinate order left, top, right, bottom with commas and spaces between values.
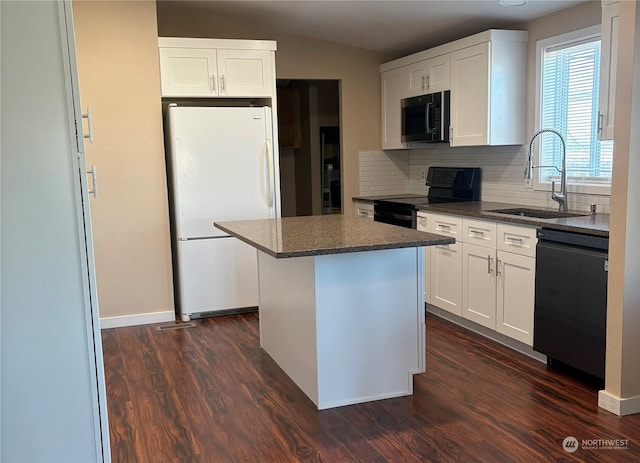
158, 37, 277, 51
598, 390, 640, 416
100, 310, 175, 329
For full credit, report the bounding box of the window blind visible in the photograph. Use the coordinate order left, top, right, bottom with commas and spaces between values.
540, 38, 613, 183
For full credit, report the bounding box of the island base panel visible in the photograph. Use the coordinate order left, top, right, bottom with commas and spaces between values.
258, 247, 425, 410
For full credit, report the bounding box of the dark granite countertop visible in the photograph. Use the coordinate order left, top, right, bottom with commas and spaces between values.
215, 215, 454, 258
417, 201, 610, 237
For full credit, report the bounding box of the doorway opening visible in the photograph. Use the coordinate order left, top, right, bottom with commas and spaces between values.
276, 79, 341, 217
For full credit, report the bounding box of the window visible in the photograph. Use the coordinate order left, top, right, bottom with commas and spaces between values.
535, 26, 613, 191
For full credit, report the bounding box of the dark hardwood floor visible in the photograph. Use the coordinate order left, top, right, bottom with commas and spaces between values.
102, 312, 640, 462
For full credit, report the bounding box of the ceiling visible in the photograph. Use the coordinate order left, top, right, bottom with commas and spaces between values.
165, 0, 590, 58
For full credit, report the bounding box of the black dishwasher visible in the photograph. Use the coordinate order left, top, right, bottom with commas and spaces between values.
533, 228, 608, 381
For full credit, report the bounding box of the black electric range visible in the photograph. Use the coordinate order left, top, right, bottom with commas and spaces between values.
374, 167, 481, 228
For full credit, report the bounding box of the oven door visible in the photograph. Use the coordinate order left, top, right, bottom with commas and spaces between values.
373, 201, 414, 228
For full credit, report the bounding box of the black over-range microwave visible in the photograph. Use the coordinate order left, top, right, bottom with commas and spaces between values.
401, 90, 450, 143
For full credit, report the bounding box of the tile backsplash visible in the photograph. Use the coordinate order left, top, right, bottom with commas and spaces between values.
359, 146, 611, 213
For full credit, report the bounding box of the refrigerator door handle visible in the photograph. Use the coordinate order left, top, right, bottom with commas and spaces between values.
265, 140, 274, 208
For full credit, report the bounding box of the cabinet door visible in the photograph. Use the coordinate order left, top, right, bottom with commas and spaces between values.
462, 242, 496, 329
598, 1, 620, 140
216, 49, 274, 97
430, 242, 462, 316
496, 251, 535, 345
450, 42, 490, 146
406, 60, 431, 97
425, 54, 451, 93
381, 67, 411, 149
159, 47, 218, 97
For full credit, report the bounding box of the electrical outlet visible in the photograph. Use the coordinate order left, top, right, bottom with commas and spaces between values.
420, 170, 426, 180
524, 178, 533, 189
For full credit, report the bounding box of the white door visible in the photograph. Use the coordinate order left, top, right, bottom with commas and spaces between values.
496, 251, 536, 345
167, 106, 274, 239
462, 243, 496, 329
216, 49, 274, 97
176, 238, 259, 318
450, 42, 490, 146
430, 242, 462, 316
158, 47, 219, 97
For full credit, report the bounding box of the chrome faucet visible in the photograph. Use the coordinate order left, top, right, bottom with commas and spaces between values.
524, 128, 568, 212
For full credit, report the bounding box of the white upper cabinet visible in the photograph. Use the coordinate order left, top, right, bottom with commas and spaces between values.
408, 54, 451, 96
380, 29, 527, 149
450, 36, 527, 146
450, 43, 490, 147
158, 38, 276, 98
381, 67, 411, 150
215, 49, 274, 97
159, 47, 219, 97
598, 0, 620, 140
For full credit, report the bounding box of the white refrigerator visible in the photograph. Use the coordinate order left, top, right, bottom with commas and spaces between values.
166, 105, 278, 321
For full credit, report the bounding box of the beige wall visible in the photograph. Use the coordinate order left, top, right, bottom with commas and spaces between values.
156, 2, 388, 216
73, 1, 174, 321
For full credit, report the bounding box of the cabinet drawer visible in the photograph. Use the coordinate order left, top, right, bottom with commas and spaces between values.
462, 218, 496, 247
427, 213, 462, 238
354, 201, 374, 220
416, 212, 428, 232
497, 223, 537, 257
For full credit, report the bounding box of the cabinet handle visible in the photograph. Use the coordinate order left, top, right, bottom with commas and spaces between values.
506, 236, 523, 245
82, 108, 94, 143
496, 259, 502, 276
220, 74, 226, 93
488, 255, 493, 274
471, 229, 485, 237
426, 75, 430, 89
449, 126, 453, 141
438, 224, 451, 230
422, 76, 426, 92
87, 164, 98, 199
211, 74, 216, 93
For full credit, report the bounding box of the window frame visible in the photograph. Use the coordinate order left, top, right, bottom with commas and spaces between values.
534, 25, 612, 196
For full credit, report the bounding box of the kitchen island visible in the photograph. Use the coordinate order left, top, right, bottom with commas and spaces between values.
215, 215, 452, 409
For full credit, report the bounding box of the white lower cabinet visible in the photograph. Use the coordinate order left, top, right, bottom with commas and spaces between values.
430, 242, 463, 316
419, 211, 537, 346
354, 201, 374, 219
417, 212, 463, 315
495, 250, 536, 345
462, 242, 496, 329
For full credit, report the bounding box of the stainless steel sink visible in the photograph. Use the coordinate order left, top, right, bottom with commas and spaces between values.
488, 208, 589, 219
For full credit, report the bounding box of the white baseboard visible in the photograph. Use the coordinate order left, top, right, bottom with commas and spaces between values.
99, 310, 176, 329
598, 390, 640, 416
